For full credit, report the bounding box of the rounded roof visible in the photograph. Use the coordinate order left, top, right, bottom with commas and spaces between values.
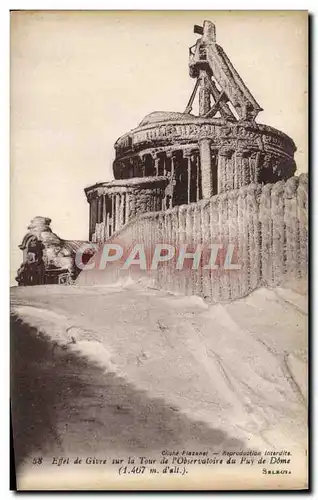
138, 111, 196, 127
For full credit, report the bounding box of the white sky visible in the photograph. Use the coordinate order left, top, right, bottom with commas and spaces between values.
10, 10, 308, 284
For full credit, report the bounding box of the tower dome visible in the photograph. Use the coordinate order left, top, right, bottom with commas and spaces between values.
138, 111, 197, 127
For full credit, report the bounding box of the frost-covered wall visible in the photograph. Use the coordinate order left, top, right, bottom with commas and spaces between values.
77, 174, 308, 302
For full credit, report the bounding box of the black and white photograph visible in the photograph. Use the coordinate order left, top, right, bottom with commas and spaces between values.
10, 10, 308, 491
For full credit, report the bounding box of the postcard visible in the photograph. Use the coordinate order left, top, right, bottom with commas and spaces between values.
10, 10, 308, 490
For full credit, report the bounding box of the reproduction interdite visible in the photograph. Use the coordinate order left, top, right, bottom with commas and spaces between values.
10, 11, 308, 491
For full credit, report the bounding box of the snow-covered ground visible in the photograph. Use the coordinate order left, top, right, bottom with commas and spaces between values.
11, 279, 308, 489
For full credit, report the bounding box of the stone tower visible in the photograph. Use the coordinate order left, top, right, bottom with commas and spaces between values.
85, 20, 296, 244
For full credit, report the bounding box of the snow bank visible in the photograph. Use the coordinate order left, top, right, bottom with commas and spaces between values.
11, 280, 307, 454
